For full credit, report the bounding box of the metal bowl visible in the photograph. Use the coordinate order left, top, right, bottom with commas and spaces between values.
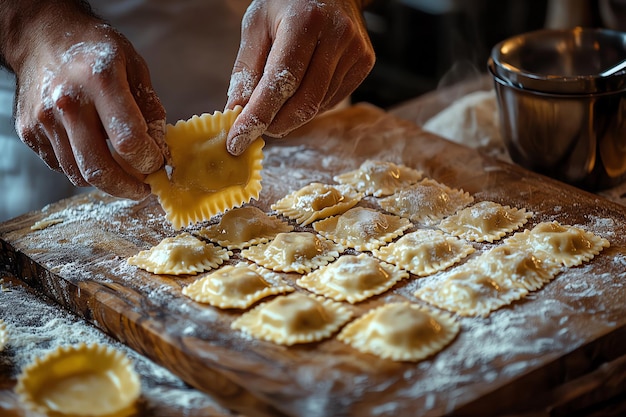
488, 27, 626, 190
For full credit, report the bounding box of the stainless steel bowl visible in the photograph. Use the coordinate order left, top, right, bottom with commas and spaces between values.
488, 27, 626, 190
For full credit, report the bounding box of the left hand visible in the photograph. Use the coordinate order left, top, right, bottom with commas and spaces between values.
225, 0, 375, 155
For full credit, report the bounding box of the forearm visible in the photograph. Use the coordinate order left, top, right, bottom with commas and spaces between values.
0, 0, 96, 73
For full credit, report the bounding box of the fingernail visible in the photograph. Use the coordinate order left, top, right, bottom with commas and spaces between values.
228, 135, 247, 156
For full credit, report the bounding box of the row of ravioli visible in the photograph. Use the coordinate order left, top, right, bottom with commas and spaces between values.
127, 160, 610, 362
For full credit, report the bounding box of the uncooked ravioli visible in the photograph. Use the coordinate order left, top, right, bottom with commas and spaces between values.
271, 182, 363, 226
145, 106, 264, 229
333, 160, 422, 197
127, 232, 231, 275
231, 293, 353, 345
337, 302, 459, 362
296, 253, 408, 303
197, 206, 293, 249
313, 207, 412, 251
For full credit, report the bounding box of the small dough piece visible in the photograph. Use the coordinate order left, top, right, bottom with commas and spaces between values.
31, 218, 64, 231
231, 293, 353, 345
372, 229, 475, 276
197, 206, 293, 249
333, 160, 423, 197
15, 343, 140, 417
182, 263, 294, 309
337, 302, 459, 362
145, 106, 264, 229
505, 221, 610, 267
438, 201, 532, 243
313, 207, 412, 251
378, 178, 474, 226
127, 232, 231, 275
0, 319, 6, 352
478, 244, 561, 291
240, 232, 343, 273
297, 253, 408, 303
271, 183, 363, 226
414, 259, 529, 317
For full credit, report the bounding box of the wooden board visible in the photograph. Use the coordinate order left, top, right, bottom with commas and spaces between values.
2, 103, 626, 417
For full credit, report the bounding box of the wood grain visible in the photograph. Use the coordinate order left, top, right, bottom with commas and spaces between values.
2, 103, 626, 417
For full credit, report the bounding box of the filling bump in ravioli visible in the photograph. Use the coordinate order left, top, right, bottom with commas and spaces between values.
378, 178, 474, 226
145, 106, 264, 229
271, 182, 363, 226
182, 263, 293, 309
240, 231, 343, 273
372, 229, 475, 276
231, 293, 353, 345
438, 201, 532, 243
313, 207, 412, 251
333, 160, 423, 197
338, 302, 459, 362
505, 221, 610, 267
127, 232, 231, 275
197, 206, 293, 249
296, 253, 408, 303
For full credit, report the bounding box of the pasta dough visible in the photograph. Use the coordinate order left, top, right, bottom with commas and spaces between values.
231, 293, 353, 345
271, 183, 363, 226
197, 206, 293, 249
127, 232, 231, 275
182, 263, 294, 309
378, 178, 474, 226
296, 253, 408, 303
145, 106, 264, 229
313, 207, 412, 251
337, 302, 459, 362
438, 201, 532, 242
333, 160, 422, 197
240, 231, 343, 273
372, 229, 475, 276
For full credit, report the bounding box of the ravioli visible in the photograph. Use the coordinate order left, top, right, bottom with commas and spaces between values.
378, 178, 474, 226
127, 232, 231, 275
231, 293, 352, 345
271, 183, 363, 226
197, 206, 293, 249
240, 231, 343, 273
372, 229, 475, 276
333, 160, 422, 197
505, 221, 610, 267
337, 302, 459, 362
313, 207, 412, 251
296, 253, 408, 303
182, 263, 293, 309
145, 106, 264, 229
438, 201, 532, 242
414, 260, 529, 317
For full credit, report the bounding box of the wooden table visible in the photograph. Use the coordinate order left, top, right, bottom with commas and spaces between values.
2, 95, 626, 416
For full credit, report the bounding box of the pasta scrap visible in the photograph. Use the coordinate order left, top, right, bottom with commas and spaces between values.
127, 232, 231, 275
313, 207, 412, 251
333, 160, 422, 197
240, 231, 343, 273
378, 178, 474, 226
297, 253, 408, 303
271, 183, 363, 226
372, 229, 475, 276
337, 302, 459, 362
231, 293, 353, 345
145, 106, 264, 229
197, 206, 293, 249
438, 201, 532, 243
182, 263, 293, 309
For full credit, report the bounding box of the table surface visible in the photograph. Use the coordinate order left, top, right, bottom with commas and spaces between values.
2, 76, 626, 417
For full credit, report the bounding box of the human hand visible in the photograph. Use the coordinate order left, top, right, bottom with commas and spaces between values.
5, 4, 166, 200
225, 0, 375, 155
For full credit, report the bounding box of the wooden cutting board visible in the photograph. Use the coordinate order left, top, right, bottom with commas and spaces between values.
2, 103, 626, 417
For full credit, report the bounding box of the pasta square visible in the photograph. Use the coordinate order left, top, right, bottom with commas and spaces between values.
333, 160, 422, 197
